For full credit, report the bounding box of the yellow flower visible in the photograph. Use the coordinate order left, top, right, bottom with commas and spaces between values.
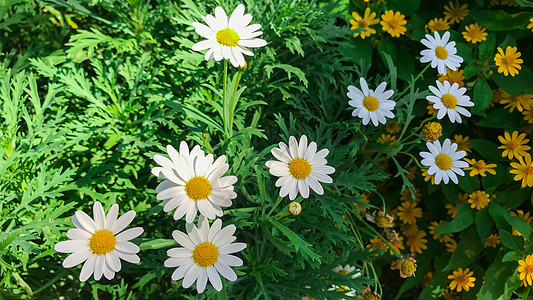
518, 254, 533, 286
421, 167, 436, 184
467, 190, 491, 210
385, 120, 401, 134
396, 201, 422, 224
420, 122, 443, 143
452, 135, 472, 153
510, 154, 533, 188
388, 235, 405, 256
494, 46, 523, 77
424, 272, 433, 286
354, 193, 370, 214
367, 237, 387, 252
369, 210, 394, 228
445, 193, 468, 218
448, 268, 476, 292
498, 131, 531, 160
445, 238, 457, 253
405, 167, 419, 182
484, 234, 500, 248
462, 23, 487, 44
377, 134, 397, 144
406, 230, 428, 254
350, 8, 379, 39
523, 108, 533, 124
500, 0, 519, 6
528, 18, 533, 32
489, 88, 505, 108
444, 2, 469, 24
499, 90, 533, 113
425, 18, 450, 32
359, 286, 381, 300
510, 210, 533, 237
427, 102, 438, 116
464, 158, 497, 177
400, 187, 421, 201
391, 255, 417, 278
438, 68, 465, 88
380, 10, 407, 38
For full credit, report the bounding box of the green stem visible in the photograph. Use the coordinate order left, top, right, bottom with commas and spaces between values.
399, 114, 437, 144
398, 152, 423, 168
396, 64, 431, 100
228, 68, 243, 137
222, 60, 228, 136
265, 196, 283, 218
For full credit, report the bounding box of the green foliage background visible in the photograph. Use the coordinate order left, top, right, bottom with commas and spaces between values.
1, 0, 533, 299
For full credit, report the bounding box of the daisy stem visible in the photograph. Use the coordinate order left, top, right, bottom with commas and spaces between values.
398, 152, 423, 168
272, 212, 290, 219
265, 196, 283, 218
223, 60, 228, 136
228, 68, 243, 137
398, 114, 437, 144
396, 63, 431, 100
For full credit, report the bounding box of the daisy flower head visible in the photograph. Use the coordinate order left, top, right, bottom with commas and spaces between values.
448, 268, 476, 292
494, 46, 523, 77
497, 131, 531, 160
427, 80, 473, 123
499, 90, 533, 113
265, 135, 335, 200
528, 18, 533, 32
406, 229, 428, 254
464, 158, 497, 177
165, 216, 246, 293
484, 234, 500, 248
518, 254, 533, 286
347, 78, 396, 126
443, 2, 469, 24
191, 4, 267, 68
333, 265, 361, 278
350, 8, 379, 39
152, 141, 238, 223
510, 154, 533, 187
380, 10, 407, 38
420, 31, 463, 75
462, 23, 487, 44
420, 139, 468, 184
438, 68, 465, 88
425, 18, 450, 33
54, 202, 143, 282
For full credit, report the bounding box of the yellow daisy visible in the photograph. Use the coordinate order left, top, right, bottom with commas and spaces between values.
499, 90, 533, 113
377, 134, 397, 144
388, 235, 405, 256
401, 223, 419, 237
406, 230, 428, 254
448, 268, 476, 292
380, 10, 407, 38
406, 166, 419, 182
445, 192, 468, 218
421, 167, 436, 184
438, 68, 465, 88
501, 0, 519, 6
462, 23, 487, 44
444, 2, 469, 24
354, 193, 370, 214
467, 190, 491, 210
445, 238, 457, 253
400, 187, 421, 202
350, 8, 379, 39
425, 18, 450, 32
452, 134, 472, 153
421, 122, 443, 143
528, 18, 533, 32
494, 46, 523, 77
489, 88, 505, 108
367, 237, 387, 253
396, 201, 423, 224
518, 254, 533, 286
427, 102, 438, 116
523, 108, 533, 124
424, 272, 433, 286
498, 131, 531, 160
510, 154, 533, 188
484, 234, 500, 248
464, 158, 497, 177
385, 120, 401, 134
510, 210, 533, 237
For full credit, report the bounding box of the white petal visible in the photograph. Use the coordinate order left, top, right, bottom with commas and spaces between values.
214, 262, 237, 281
115, 241, 140, 254
79, 254, 97, 282
207, 266, 222, 291
110, 210, 136, 234
93, 202, 106, 229
75, 211, 97, 234
62, 248, 92, 268
55, 240, 88, 253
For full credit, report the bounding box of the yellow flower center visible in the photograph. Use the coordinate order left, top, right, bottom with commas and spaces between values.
216, 28, 240, 47
441, 94, 458, 109
288, 158, 312, 180
508, 140, 518, 150
474, 161, 485, 169
185, 176, 212, 201
435, 153, 452, 170
375, 216, 390, 228
389, 18, 399, 28
359, 19, 369, 28
435, 46, 448, 60
192, 242, 219, 268
363, 96, 379, 111
526, 166, 533, 175
504, 55, 515, 66
89, 229, 116, 255
526, 265, 533, 274
338, 270, 349, 275
401, 260, 416, 276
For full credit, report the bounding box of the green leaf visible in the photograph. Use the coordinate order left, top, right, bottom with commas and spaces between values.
267, 219, 321, 263
495, 186, 531, 209
263, 230, 295, 257
386, 0, 422, 15
481, 164, 506, 193
503, 213, 531, 239
469, 139, 504, 162
264, 64, 308, 87
498, 229, 523, 250
471, 79, 492, 115
476, 108, 523, 130
476, 254, 516, 299
444, 227, 483, 271
489, 203, 510, 230
164, 100, 224, 132
473, 10, 532, 31
435, 204, 475, 234
458, 173, 480, 193
479, 32, 496, 61
502, 251, 518, 262
475, 208, 493, 242
138, 239, 176, 250
463, 64, 482, 79
492, 66, 533, 95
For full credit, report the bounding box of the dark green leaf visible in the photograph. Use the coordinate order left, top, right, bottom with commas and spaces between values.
471, 79, 492, 115
498, 229, 523, 250
435, 204, 474, 234
444, 227, 483, 271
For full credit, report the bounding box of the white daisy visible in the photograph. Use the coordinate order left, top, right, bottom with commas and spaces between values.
54, 201, 143, 282
164, 216, 246, 293
265, 135, 335, 200
419, 139, 468, 184
420, 31, 463, 75
152, 141, 238, 224
347, 78, 396, 126
191, 4, 267, 68
332, 265, 361, 279
427, 80, 474, 123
